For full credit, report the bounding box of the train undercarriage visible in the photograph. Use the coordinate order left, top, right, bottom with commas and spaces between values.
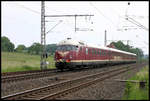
55, 60, 136, 71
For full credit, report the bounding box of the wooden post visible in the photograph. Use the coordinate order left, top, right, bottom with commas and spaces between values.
139, 81, 146, 89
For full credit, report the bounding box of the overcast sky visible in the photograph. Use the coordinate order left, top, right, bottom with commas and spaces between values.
2, 1, 149, 54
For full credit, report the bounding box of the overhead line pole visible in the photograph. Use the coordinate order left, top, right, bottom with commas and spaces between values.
41, 1, 47, 70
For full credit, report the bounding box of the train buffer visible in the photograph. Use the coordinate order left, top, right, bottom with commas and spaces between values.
114, 79, 147, 89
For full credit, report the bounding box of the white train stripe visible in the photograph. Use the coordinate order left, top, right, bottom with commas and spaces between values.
71, 59, 136, 62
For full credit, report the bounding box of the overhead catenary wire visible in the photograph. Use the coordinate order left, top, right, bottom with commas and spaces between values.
126, 18, 148, 31
126, 16, 148, 31
89, 2, 117, 28
46, 20, 63, 34
14, 3, 40, 15
125, 2, 148, 31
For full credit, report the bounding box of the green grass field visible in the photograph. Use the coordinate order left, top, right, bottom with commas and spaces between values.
122, 65, 149, 100
1, 52, 56, 73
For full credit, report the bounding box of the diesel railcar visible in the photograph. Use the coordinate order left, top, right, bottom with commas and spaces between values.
54, 38, 137, 71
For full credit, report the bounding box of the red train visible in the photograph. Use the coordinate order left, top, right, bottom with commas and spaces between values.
54, 38, 137, 71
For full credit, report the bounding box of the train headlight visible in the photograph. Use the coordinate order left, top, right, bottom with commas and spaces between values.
66, 59, 71, 63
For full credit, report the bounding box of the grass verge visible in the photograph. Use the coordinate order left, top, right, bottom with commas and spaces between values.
1, 52, 56, 73
122, 65, 149, 100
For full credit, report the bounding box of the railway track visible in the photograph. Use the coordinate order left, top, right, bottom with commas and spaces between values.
2, 69, 56, 76
2, 64, 137, 100
1, 69, 57, 83
1, 63, 133, 83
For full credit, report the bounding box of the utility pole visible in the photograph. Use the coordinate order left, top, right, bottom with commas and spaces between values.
45, 14, 94, 32
41, 1, 47, 70
104, 30, 107, 46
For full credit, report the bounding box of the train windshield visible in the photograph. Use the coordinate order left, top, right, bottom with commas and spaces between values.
57, 45, 77, 51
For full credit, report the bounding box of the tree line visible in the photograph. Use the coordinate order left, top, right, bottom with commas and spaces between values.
110, 41, 144, 59
1, 36, 144, 59
1, 36, 57, 55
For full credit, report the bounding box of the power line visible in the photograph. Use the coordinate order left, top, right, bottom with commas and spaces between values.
46, 20, 63, 34
14, 3, 40, 15
45, 14, 94, 32
126, 18, 148, 31
124, 2, 148, 31
126, 16, 148, 31
89, 2, 116, 28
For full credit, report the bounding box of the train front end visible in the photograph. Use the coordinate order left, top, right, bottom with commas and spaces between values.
54, 44, 77, 71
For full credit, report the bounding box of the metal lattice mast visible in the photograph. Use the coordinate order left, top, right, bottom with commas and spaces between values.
41, 1, 47, 69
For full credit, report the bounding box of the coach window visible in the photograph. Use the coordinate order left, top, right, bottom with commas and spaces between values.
89, 48, 91, 54
92, 49, 94, 55
80, 47, 82, 52
103, 50, 104, 56
99, 50, 101, 56
90, 48, 92, 54
86, 48, 88, 55
97, 49, 99, 55
105, 51, 107, 56
92, 49, 95, 55
103, 51, 105, 56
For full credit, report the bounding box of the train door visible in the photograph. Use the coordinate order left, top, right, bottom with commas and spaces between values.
108, 50, 112, 64
85, 47, 88, 59
78, 46, 85, 65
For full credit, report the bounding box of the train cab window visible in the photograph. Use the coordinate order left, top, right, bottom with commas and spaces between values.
56, 45, 77, 51
72, 46, 78, 51
67, 46, 72, 51
57, 46, 61, 50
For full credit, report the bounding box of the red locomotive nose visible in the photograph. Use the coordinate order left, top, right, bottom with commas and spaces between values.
55, 51, 70, 61
55, 52, 62, 60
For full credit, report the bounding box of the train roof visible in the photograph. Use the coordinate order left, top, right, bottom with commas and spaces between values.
87, 44, 136, 56
58, 38, 86, 46
57, 38, 137, 56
